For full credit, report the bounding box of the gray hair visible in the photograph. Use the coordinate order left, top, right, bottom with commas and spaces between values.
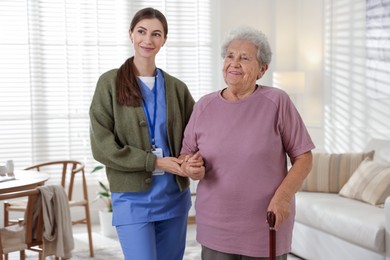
221, 26, 272, 66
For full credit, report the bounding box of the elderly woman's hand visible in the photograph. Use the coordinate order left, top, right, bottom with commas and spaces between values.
267, 152, 313, 230
267, 190, 292, 231
180, 152, 205, 180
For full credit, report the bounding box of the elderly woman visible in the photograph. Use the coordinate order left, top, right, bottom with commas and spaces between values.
180, 26, 315, 260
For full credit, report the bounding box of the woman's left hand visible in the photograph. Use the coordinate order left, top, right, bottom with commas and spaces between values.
267, 191, 292, 231
267, 151, 313, 230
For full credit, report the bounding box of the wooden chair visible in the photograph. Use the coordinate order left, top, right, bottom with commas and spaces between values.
3, 160, 94, 257
0, 189, 44, 260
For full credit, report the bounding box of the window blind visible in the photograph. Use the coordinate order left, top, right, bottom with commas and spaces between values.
323, 0, 367, 150
0, 0, 214, 177
366, 0, 390, 98
323, 0, 390, 150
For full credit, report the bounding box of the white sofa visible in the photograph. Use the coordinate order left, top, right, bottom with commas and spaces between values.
292, 193, 389, 260
291, 140, 390, 260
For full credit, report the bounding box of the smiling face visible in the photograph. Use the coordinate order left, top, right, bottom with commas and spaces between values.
222, 39, 267, 90
130, 18, 166, 61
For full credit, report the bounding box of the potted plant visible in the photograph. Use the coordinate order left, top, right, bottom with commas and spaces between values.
91, 165, 116, 237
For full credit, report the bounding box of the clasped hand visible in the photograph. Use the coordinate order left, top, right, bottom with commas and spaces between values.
154, 152, 205, 180
180, 152, 205, 180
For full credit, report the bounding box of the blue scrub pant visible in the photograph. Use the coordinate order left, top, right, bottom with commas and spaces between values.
116, 214, 188, 260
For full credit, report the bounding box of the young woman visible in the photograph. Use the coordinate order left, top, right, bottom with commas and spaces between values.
89, 7, 203, 260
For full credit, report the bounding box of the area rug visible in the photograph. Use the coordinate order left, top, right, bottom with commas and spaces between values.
7, 232, 201, 259
69, 240, 201, 259
6, 230, 299, 259
71, 246, 123, 259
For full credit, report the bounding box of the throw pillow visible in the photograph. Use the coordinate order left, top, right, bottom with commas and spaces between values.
339, 158, 390, 206
300, 150, 375, 193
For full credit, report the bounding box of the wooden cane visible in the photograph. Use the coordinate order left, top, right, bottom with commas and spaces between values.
267, 211, 276, 260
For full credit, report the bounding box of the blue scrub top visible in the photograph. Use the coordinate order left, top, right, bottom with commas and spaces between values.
111, 69, 191, 226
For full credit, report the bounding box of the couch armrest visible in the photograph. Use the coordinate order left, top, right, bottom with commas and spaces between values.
386, 196, 390, 260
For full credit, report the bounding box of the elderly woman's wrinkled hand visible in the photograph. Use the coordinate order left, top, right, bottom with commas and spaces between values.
267, 191, 292, 231
181, 152, 205, 180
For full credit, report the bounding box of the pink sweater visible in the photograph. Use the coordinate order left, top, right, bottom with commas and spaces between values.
181, 86, 315, 257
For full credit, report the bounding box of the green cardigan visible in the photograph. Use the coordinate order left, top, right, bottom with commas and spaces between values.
89, 68, 194, 192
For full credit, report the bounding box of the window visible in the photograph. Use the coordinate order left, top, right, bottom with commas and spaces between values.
0, 0, 215, 173
323, 0, 390, 150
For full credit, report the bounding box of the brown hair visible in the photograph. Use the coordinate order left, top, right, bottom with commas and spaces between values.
116, 8, 168, 107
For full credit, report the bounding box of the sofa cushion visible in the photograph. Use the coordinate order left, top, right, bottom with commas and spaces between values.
339, 158, 390, 206
300, 151, 375, 193
295, 192, 385, 253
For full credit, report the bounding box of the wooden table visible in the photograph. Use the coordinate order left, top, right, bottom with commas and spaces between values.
0, 170, 49, 194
